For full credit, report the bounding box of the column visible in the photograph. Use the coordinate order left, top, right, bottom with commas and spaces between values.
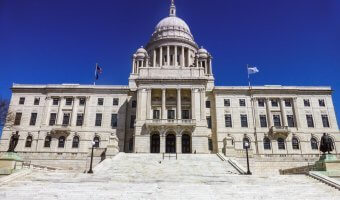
188, 50, 191, 67
160, 133, 165, 153
146, 89, 152, 120
160, 47, 163, 67
83, 96, 91, 127
174, 46, 178, 66
176, 134, 182, 153
177, 88, 181, 119
196, 57, 198, 68
43, 97, 52, 125
153, 50, 156, 67
57, 97, 64, 125
162, 88, 166, 119
191, 89, 196, 120
200, 89, 206, 120
265, 98, 273, 127
131, 58, 135, 73
71, 97, 78, 126
181, 46, 185, 67
280, 99, 287, 127
292, 98, 301, 129
209, 58, 212, 74
167, 46, 170, 66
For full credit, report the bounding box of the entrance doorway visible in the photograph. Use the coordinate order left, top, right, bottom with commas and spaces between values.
150, 133, 160, 153
166, 134, 176, 153
182, 134, 191, 153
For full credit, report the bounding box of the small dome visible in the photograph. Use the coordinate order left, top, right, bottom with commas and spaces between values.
135, 46, 147, 58
198, 47, 209, 58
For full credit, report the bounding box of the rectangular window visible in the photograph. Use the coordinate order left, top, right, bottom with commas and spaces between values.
95, 113, 102, 126
132, 100, 137, 108
182, 110, 190, 119
287, 115, 295, 127
34, 97, 40, 105
306, 115, 314, 128
260, 115, 267, 128
168, 110, 175, 119
206, 101, 211, 108
19, 97, 25, 105
207, 116, 212, 129
271, 99, 278, 107
225, 114, 232, 127
239, 99, 246, 107
258, 99, 265, 107
319, 99, 325, 107
76, 114, 84, 126
321, 115, 330, 128
98, 98, 104, 106
62, 113, 70, 126
65, 98, 73, 106
153, 110, 160, 119
273, 115, 281, 126
130, 115, 136, 128
224, 99, 230, 107
14, 112, 22, 125
113, 98, 119, 106
79, 98, 86, 106
111, 114, 118, 127
29, 113, 37, 126
304, 99, 310, 107
240, 114, 248, 127
285, 99, 292, 107
52, 98, 59, 105
49, 113, 57, 126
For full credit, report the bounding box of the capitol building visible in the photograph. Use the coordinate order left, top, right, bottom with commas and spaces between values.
0, 1, 339, 169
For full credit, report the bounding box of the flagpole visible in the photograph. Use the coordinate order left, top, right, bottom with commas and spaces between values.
94, 63, 97, 86
248, 64, 259, 154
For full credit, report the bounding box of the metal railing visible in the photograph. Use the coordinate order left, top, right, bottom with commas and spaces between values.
146, 119, 196, 125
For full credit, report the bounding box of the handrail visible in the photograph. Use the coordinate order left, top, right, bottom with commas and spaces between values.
308, 171, 340, 190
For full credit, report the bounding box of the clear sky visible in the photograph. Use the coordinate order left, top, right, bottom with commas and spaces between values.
0, 0, 339, 127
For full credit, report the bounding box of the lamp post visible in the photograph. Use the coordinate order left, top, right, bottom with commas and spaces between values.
244, 141, 252, 175
88, 141, 95, 174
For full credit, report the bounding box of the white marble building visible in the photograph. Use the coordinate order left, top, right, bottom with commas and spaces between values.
0, 1, 339, 168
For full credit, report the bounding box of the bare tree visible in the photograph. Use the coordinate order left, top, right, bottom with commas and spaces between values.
0, 97, 14, 128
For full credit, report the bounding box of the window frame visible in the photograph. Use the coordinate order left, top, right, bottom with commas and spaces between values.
25, 135, 33, 148
225, 114, 232, 128
259, 115, 267, 128
19, 97, 25, 105
29, 113, 38, 126
239, 99, 246, 107
95, 113, 103, 127
240, 114, 248, 128
111, 113, 118, 128
113, 98, 119, 106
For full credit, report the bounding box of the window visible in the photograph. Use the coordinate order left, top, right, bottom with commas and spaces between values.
153, 110, 160, 119
208, 138, 213, 151
72, 136, 79, 148
97, 98, 104, 106
95, 113, 102, 126
111, 114, 118, 127
306, 115, 314, 128
271, 99, 278, 107
132, 100, 137, 108
311, 137, 318, 150
44, 136, 51, 148
319, 99, 325, 107
322, 115, 330, 128
260, 115, 267, 128
207, 116, 212, 129
240, 115, 248, 127
168, 110, 175, 119
225, 114, 232, 127
258, 99, 265, 107
79, 98, 86, 106
76, 114, 84, 126
224, 99, 230, 107
206, 101, 211, 108
65, 98, 73, 106
287, 115, 295, 127
58, 136, 65, 148
277, 138, 285, 150
34, 97, 40, 105
93, 136, 100, 148
52, 98, 59, 105
263, 137, 271, 150
130, 115, 136, 128
19, 97, 25, 105
113, 98, 119, 106
285, 99, 292, 107
25, 136, 32, 148
29, 113, 37, 126
243, 138, 250, 149
14, 112, 22, 126
62, 113, 70, 126
304, 99, 310, 107
182, 110, 190, 119
239, 99, 246, 107
292, 137, 300, 150
273, 115, 281, 127
49, 113, 57, 126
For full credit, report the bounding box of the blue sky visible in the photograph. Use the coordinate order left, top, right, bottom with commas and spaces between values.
0, 0, 339, 127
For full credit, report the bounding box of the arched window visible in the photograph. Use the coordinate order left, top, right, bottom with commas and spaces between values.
44, 136, 51, 148
25, 135, 33, 148
72, 136, 79, 148
58, 136, 65, 148
243, 137, 250, 149
263, 137, 271, 150
277, 138, 285, 150
292, 137, 300, 150
93, 136, 100, 148
311, 137, 318, 150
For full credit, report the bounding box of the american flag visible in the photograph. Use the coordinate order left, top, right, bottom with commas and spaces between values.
95, 65, 103, 80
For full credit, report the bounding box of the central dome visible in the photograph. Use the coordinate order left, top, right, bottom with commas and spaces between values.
155, 16, 191, 34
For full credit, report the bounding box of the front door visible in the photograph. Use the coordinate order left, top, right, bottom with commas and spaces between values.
166, 134, 176, 153
150, 134, 160, 153
182, 134, 191, 153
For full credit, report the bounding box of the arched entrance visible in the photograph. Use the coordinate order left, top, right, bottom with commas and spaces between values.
182, 134, 191, 153
150, 133, 160, 153
166, 134, 176, 153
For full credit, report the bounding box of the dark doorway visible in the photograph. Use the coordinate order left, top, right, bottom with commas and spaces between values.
166, 134, 176, 153
150, 134, 160, 153
182, 134, 191, 153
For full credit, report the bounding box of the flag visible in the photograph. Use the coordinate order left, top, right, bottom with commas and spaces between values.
95, 65, 103, 80
248, 66, 259, 75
